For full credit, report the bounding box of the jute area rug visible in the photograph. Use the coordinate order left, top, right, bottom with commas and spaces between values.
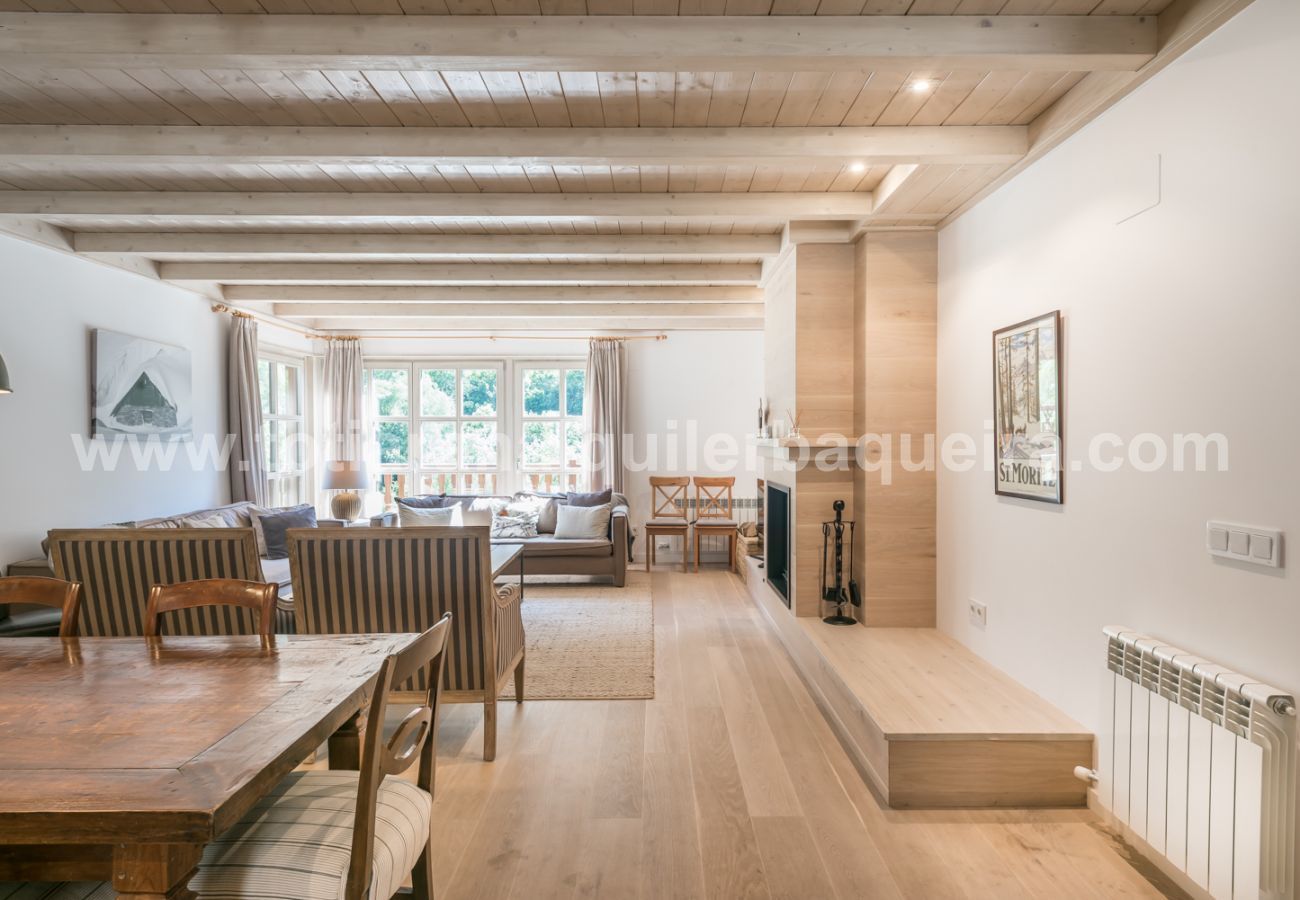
500, 571, 654, 700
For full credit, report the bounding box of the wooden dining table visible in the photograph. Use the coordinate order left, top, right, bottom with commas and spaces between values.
0, 633, 415, 899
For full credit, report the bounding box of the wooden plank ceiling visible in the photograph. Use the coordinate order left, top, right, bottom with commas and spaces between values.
0, 1, 1244, 333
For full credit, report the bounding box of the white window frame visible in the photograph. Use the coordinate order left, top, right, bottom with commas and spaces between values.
361, 357, 586, 507
258, 350, 309, 508
515, 361, 588, 495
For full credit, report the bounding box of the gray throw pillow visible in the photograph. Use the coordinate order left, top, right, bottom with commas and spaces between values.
249, 503, 315, 557
554, 503, 612, 540
258, 506, 318, 560
563, 489, 613, 508
397, 495, 449, 509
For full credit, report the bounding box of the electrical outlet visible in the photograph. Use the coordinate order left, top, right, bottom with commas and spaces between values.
657, 541, 672, 550
969, 599, 988, 630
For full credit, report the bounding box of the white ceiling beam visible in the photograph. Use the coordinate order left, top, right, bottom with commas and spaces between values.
0, 14, 1157, 72
305, 316, 764, 331
160, 261, 761, 285
225, 285, 764, 303
272, 302, 763, 318
0, 191, 873, 222
0, 125, 1027, 168
73, 231, 782, 259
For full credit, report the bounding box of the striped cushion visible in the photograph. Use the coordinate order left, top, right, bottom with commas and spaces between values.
188, 771, 431, 900
0, 885, 112, 899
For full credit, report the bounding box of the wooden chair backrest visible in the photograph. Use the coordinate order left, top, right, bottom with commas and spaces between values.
649, 476, 690, 520
0, 576, 82, 637
145, 579, 278, 638
693, 476, 735, 521
346, 614, 453, 900
47, 528, 266, 636
287, 526, 495, 694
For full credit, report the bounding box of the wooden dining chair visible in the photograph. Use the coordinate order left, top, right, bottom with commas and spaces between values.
692, 476, 738, 571
145, 579, 278, 638
644, 476, 691, 573
188, 614, 453, 900
0, 576, 83, 637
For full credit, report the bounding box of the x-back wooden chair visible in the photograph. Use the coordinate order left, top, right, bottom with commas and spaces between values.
692, 476, 738, 571
0, 576, 82, 637
145, 579, 278, 638
645, 476, 691, 573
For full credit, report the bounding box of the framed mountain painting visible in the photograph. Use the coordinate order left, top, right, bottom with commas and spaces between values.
92, 329, 193, 440
993, 310, 1062, 504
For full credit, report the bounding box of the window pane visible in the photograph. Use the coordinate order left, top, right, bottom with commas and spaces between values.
523, 421, 561, 467
566, 369, 585, 417
420, 368, 456, 417
419, 421, 457, 468
461, 368, 497, 417
461, 421, 498, 467
375, 421, 410, 465
276, 363, 300, 416
565, 421, 585, 468
522, 369, 561, 417
274, 421, 303, 473
261, 421, 275, 472
257, 360, 272, 416
370, 368, 410, 417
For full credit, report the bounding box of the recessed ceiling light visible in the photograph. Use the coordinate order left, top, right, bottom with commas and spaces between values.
848, 162, 866, 174
911, 79, 934, 93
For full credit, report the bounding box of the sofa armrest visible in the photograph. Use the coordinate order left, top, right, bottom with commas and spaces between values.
610, 504, 628, 587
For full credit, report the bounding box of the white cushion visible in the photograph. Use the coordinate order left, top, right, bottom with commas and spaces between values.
0, 884, 114, 899
188, 770, 432, 900
554, 503, 612, 540
398, 504, 460, 527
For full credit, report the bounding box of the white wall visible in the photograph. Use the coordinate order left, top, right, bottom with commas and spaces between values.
625, 331, 762, 560
937, 0, 1299, 743
0, 236, 234, 566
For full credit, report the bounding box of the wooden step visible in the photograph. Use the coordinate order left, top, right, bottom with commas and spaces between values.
742, 556, 1092, 809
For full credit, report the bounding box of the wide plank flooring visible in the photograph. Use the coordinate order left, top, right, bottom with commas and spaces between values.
395, 570, 1182, 899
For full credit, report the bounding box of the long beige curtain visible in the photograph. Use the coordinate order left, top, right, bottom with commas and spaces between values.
227, 315, 267, 504
586, 338, 626, 493
323, 337, 365, 464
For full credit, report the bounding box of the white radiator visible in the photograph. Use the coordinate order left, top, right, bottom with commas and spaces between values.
1099, 627, 1296, 900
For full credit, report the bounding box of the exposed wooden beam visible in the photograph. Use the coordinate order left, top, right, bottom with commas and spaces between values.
225, 285, 765, 303
304, 316, 764, 331
0, 125, 1027, 168
73, 231, 782, 259
943, 0, 1254, 226
0, 14, 1157, 72
272, 302, 763, 319
0, 191, 873, 222
160, 262, 761, 285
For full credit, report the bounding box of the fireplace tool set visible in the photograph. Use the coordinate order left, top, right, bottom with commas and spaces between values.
820, 500, 861, 625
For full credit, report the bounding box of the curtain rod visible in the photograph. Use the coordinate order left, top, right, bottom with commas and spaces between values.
211, 303, 667, 342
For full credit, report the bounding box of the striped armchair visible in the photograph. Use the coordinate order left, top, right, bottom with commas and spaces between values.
286, 526, 525, 762
47, 528, 292, 636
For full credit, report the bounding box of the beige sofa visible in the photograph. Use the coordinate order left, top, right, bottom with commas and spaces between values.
380, 492, 630, 588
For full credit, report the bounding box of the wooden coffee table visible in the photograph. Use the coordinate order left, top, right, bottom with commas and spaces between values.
0, 633, 413, 898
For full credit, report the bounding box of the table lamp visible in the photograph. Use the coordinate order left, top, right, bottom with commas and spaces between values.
323, 459, 369, 520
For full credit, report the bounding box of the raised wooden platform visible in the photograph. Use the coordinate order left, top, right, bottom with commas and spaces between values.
741, 556, 1093, 809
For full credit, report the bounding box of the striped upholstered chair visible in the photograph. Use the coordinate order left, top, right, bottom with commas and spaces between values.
288, 526, 525, 761
47, 528, 293, 636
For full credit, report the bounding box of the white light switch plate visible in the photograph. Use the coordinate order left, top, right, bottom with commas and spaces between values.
1206, 521, 1283, 568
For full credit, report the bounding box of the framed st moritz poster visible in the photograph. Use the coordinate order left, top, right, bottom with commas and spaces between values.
993, 310, 1063, 504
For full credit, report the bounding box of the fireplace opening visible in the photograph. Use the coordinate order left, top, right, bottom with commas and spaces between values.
765, 481, 791, 608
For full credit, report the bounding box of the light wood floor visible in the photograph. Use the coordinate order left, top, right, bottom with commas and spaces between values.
416, 570, 1181, 900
